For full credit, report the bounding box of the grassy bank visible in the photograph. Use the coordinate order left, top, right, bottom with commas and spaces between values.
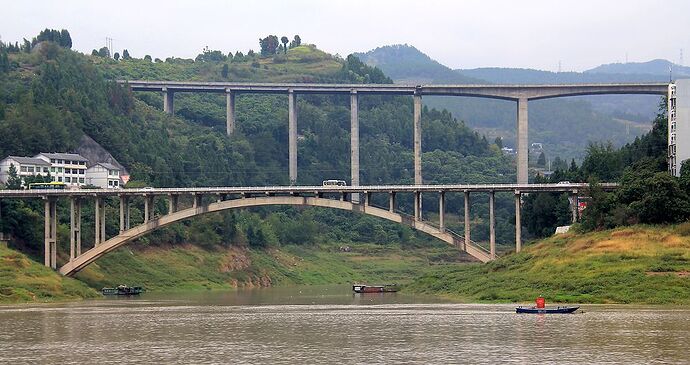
74, 241, 472, 291
0, 245, 99, 303
406, 225, 690, 304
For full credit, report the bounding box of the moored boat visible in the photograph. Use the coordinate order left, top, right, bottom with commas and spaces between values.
516, 306, 579, 314
352, 284, 399, 293
102, 285, 144, 296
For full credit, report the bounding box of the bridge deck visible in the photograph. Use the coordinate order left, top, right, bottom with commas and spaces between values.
0, 183, 616, 198
119, 80, 668, 100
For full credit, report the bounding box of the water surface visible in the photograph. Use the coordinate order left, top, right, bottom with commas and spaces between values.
0, 285, 687, 364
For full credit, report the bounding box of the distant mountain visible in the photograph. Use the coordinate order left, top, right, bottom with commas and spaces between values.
456, 67, 669, 84
586, 59, 690, 77
355, 44, 670, 161
353, 45, 482, 84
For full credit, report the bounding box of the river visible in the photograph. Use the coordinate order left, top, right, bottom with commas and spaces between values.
0, 285, 688, 364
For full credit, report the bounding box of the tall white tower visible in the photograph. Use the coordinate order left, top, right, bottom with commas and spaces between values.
669, 79, 690, 176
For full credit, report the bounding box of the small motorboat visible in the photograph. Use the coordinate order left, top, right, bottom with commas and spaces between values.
352, 284, 399, 293
516, 306, 579, 314
102, 284, 144, 296
516, 295, 579, 313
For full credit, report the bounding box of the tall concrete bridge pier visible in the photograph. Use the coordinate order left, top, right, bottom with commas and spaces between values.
120, 81, 668, 185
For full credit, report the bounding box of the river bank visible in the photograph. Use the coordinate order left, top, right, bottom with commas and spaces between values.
0, 245, 99, 303
407, 225, 690, 304
0, 240, 470, 303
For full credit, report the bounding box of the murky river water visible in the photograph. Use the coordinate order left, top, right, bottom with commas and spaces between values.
0, 285, 688, 364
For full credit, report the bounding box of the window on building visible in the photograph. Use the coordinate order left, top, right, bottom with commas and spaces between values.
52, 176, 56, 181
113, 180, 119, 187
21, 166, 28, 172
43, 167, 49, 173
79, 178, 84, 183
80, 170, 85, 175
65, 177, 71, 183
108, 180, 113, 186
27, 166, 34, 173
65, 168, 71, 174
50, 167, 55, 173
58, 167, 63, 173
58, 160, 64, 164
57, 177, 62, 182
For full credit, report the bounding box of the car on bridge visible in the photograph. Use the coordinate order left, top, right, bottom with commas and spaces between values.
322, 179, 346, 186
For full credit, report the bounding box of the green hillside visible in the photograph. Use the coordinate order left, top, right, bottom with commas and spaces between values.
407, 225, 690, 304
0, 31, 522, 294
0, 245, 98, 303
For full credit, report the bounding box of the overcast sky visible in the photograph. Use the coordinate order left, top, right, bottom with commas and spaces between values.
3, 0, 689, 72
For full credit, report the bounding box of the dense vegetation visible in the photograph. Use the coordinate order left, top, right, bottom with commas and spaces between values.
0, 30, 519, 274
522, 104, 690, 238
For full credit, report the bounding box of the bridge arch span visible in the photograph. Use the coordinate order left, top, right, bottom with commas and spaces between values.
59, 196, 491, 276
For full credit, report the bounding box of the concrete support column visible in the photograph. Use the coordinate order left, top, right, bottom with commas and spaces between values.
489, 191, 496, 259
168, 194, 179, 214
94, 197, 105, 246
570, 192, 578, 223
163, 89, 174, 115
350, 90, 360, 203
515, 191, 522, 253
226, 90, 235, 136
464, 191, 470, 249
516, 97, 529, 184
193, 194, 203, 209
144, 195, 154, 222
439, 192, 445, 232
44, 198, 57, 268
70, 198, 81, 261
389, 192, 396, 213
414, 191, 421, 221
288, 89, 297, 184
119, 196, 128, 234
413, 92, 422, 185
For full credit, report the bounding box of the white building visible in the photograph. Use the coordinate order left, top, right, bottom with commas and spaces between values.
0, 156, 51, 186
34, 152, 88, 186
85, 162, 122, 189
669, 80, 690, 177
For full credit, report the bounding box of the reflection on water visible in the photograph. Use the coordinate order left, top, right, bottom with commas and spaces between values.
0, 285, 688, 364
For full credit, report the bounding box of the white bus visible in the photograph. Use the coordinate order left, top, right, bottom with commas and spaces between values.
322, 179, 347, 186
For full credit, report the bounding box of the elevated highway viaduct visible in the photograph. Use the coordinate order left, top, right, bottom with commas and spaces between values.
119, 80, 668, 185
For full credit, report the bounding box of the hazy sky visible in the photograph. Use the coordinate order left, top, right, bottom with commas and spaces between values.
3, 0, 689, 71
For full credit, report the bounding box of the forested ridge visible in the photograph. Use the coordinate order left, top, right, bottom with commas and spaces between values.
0, 30, 518, 266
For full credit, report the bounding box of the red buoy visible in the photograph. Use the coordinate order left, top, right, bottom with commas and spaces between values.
536, 296, 545, 308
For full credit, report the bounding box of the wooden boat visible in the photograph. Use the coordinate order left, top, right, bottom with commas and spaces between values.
515, 306, 579, 314
102, 285, 143, 296
352, 284, 399, 293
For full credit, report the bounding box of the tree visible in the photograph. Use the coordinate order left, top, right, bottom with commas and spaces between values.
221, 64, 228, 78
6, 164, 22, 189
259, 35, 279, 56
97, 47, 110, 58
59, 29, 72, 48
122, 49, 131, 60
494, 137, 503, 149
144, 55, 152, 62
280, 36, 289, 54
537, 151, 546, 167
113, 52, 120, 61
289, 35, 301, 49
